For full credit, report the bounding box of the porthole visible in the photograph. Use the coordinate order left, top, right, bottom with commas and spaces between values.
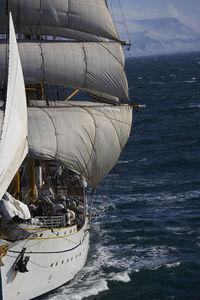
64, 231, 66, 235
56, 232, 59, 236
40, 233, 43, 237
71, 257, 73, 261
70, 230, 72, 234
50, 263, 53, 267
61, 260, 64, 264
67, 259, 69, 263
55, 262, 58, 266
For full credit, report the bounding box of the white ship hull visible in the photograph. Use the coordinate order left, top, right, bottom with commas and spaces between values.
0, 219, 89, 300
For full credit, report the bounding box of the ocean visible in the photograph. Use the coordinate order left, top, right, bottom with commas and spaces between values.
41, 51, 200, 300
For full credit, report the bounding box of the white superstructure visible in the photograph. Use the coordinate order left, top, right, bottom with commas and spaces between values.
0, 219, 89, 300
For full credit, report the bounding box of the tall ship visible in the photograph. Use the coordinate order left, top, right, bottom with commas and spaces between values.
0, 1, 139, 299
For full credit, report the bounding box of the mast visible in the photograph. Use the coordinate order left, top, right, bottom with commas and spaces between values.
3, 0, 9, 102
27, 159, 36, 200
6, 0, 9, 15
23, 34, 44, 202
9, 171, 20, 200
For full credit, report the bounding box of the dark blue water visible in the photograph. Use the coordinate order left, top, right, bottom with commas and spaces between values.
44, 52, 200, 300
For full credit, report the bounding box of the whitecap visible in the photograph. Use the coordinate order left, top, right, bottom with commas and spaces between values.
166, 262, 180, 268
134, 269, 140, 273
117, 160, 134, 164
47, 279, 109, 300
149, 81, 165, 85
112, 272, 131, 283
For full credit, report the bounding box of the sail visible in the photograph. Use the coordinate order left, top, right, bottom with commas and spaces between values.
87, 91, 119, 104
0, 41, 129, 101
0, 0, 119, 41
0, 13, 28, 199
27, 101, 132, 188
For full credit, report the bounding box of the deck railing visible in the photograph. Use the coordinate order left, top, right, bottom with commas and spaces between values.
31, 215, 66, 228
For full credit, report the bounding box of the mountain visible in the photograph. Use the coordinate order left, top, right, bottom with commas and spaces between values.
120, 18, 200, 56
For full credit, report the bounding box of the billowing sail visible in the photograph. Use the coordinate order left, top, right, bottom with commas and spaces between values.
0, 0, 119, 41
0, 41, 129, 101
0, 13, 28, 199
27, 101, 132, 188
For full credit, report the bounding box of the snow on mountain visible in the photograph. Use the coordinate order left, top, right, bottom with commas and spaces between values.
119, 18, 200, 56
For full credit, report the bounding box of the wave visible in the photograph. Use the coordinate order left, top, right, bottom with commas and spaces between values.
112, 272, 131, 282
117, 160, 135, 164
45, 279, 109, 300
175, 103, 200, 109
165, 261, 181, 268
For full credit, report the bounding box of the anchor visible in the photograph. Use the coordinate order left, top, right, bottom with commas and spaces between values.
14, 248, 30, 273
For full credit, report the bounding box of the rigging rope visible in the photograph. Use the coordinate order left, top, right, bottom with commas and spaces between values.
117, 0, 131, 47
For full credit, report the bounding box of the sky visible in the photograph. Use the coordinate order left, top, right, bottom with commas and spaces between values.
109, 0, 200, 32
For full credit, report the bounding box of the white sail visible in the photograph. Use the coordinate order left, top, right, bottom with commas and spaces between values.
0, 41, 129, 101
0, 13, 28, 199
0, 0, 119, 41
27, 101, 132, 188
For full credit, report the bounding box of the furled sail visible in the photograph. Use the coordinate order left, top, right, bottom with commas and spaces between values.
27, 101, 132, 188
0, 13, 28, 199
87, 91, 119, 104
20, 27, 105, 42
0, 0, 119, 41
0, 41, 129, 101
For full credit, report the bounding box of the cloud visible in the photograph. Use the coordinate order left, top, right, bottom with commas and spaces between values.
111, 7, 161, 22
109, 6, 164, 33
168, 3, 182, 19
167, 2, 200, 31
108, 1, 165, 23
